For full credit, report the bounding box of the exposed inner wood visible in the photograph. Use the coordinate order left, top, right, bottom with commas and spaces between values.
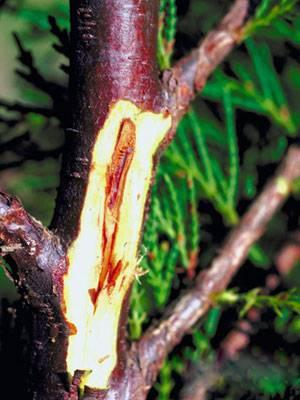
63, 99, 171, 389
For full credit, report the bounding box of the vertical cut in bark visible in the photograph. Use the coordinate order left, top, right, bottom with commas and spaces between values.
50, 0, 171, 393
63, 100, 171, 389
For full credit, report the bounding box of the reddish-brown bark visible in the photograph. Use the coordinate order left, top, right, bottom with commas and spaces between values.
52, 0, 165, 244
0, 192, 68, 399
165, 0, 250, 126
2, 1, 298, 400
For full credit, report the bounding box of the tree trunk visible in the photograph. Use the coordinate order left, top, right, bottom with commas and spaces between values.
7, 1, 171, 399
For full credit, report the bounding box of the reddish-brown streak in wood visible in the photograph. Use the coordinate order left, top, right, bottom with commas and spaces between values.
107, 260, 124, 289
95, 226, 117, 298
93, 118, 136, 301
106, 119, 136, 210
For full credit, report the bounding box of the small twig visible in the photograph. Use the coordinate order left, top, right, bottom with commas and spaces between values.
14, 34, 67, 100
165, 0, 250, 124
0, 146, 62, 172
136, 146, 300, 390
12, 34, 68, 125
0, 99, 54, 118
48, 16, 71, 58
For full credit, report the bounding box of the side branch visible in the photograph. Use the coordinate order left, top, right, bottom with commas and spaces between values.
0, 191, 62, 282
166, 0, 250, 122
136, 146, 300, 389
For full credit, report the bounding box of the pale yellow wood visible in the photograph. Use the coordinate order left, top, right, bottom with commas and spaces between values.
63, 99, 171, 389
